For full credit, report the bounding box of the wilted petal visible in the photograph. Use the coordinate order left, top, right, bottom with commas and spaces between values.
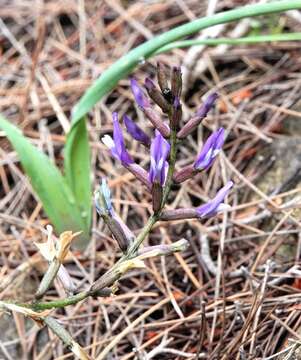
57, 231, 80, 261
123, 115, 150, 146
58, 265, 76, 293
197, 181, 233, 218
130, 78, 150, 108
35, 225, 56, 261
149, 131, 170, 185
194, 128, 225, 170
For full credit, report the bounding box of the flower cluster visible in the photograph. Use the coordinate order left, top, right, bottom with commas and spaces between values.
98, 63, 233, 252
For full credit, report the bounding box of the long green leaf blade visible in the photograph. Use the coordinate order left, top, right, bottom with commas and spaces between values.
0, 115, 89, 248
64, 117, 91, 234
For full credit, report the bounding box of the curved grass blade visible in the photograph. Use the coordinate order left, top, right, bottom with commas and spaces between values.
0, 115, 89, 248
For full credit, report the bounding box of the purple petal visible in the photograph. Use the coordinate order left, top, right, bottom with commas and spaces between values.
123, 115, 150, 146
112, 112, 133, 165
130, 78, 149, 108
144, 77, 156, 91
149, 131, 170, 185
197, 93, 218, 118
197, 181, 233, 218
194, 128, 225, 170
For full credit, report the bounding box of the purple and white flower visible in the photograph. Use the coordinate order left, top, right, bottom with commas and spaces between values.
130, 78, 150, 109
123, 115, 150, 146
197, 181, 233, 218
102, 112, 133, 166
149, 131, 170, 186
194, 128, 225, 170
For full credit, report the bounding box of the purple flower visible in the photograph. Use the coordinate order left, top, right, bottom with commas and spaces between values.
102, 112, 133, 165
197, 181, 233, 218
130, 78, 150, 108
123, 115, 150, 146
197, 93, 218, 118
149, 131, 170, 185
194, 128, 225, 170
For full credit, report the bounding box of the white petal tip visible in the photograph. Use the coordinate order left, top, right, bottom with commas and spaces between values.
102, 135, 114, 149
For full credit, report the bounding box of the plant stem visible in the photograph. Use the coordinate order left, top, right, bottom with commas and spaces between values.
162, 129, 178, 206
30, 290, 91, 310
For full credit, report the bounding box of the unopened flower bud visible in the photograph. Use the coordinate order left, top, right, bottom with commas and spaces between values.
170, 97, 182, 131
160, 208, 199, 221
130, 78, 150, 109
95, 179, 135, 252
144, 77, 170, 113
177, 93, 218, 139
197, 92, 218, 118
171, 66, 182, 99
173, 164, 195, 183
157, 62, 173, 104
143, 107, 170, 138
90, 258, 145, 292
157, 62, 169, 93
126, 163, 151, 189
106, 216, 132, 252
138, 238, 189, 258
152, 182, 163, 213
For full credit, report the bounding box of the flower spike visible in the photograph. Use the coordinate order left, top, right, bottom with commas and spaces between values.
194, 128, 225, 170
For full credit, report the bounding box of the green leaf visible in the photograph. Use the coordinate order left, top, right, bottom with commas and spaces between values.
0, 115, 89, 248
64, 117, 91, 234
